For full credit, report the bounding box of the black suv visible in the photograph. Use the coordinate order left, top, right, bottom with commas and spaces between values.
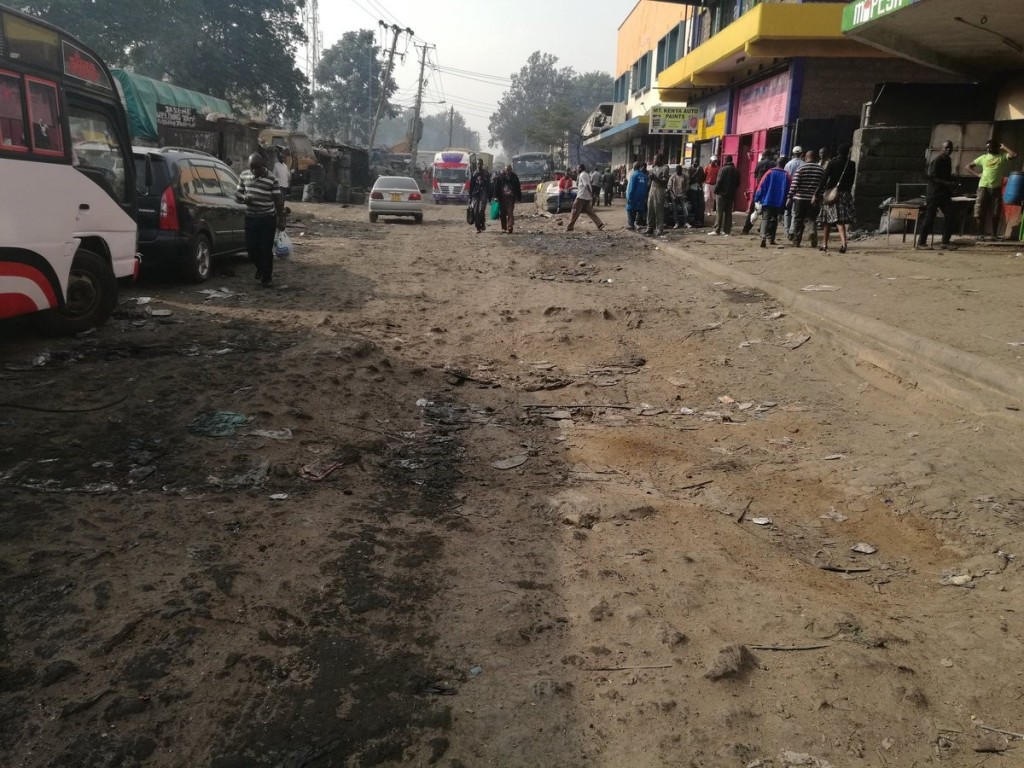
133, 147, 248, 282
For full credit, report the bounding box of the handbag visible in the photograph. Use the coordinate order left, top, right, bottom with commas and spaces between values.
466, 205, 474, 225
823, 157, 851, 205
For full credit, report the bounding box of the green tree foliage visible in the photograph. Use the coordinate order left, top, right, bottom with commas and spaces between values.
310, 30, 398, 145
18, 0, 310, 119
488, 52, 612, 158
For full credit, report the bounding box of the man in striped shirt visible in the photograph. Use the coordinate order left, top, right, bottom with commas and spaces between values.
236, 152, 286, 287
787, 149, 826, 248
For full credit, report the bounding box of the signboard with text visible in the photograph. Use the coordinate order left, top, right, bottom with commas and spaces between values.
842, 0, 921, 32
649, 105, 700, 135
734, 71, 791, 136
156, 103, 199, 130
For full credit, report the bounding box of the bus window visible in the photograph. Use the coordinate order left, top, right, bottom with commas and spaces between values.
0, 71, 27, 150
68, 103, 128, 203
26, 77, 63, 155
2, 11, 60, 71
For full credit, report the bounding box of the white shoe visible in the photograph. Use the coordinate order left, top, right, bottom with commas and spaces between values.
722, 233, 731, 237
709, 231, 720, 236
673, 224, 680, 229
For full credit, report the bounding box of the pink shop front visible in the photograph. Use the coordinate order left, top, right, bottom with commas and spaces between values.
722, 68, 795, 212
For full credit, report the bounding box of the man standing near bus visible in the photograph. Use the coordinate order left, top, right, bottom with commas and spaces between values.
236, 152, 286, 287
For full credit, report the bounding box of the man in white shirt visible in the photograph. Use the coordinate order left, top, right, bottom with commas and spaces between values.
565, 163, 605, 232
272, 149, 291, 198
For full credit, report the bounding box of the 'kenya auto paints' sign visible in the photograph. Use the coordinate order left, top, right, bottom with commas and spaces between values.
842, 0, 921, 32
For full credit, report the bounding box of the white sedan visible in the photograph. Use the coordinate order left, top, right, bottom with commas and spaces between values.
368, 176, 424, 223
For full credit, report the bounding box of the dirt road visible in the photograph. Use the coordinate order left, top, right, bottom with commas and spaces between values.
2, 200, 1022, 767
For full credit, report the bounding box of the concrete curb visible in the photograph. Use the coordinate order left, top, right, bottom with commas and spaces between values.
660, 241, 1024, 413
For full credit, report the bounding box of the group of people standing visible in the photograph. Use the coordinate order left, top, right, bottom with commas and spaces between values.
624, 156, 706, 235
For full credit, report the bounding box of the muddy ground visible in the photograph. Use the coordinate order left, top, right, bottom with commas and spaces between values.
1, 200, 1023, 767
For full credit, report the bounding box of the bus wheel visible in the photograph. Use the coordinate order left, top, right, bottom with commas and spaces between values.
184, 234, 212, 283
33, 248, 117, 336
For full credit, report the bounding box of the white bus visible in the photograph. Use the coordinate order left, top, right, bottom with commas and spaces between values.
0, 5, 138, 334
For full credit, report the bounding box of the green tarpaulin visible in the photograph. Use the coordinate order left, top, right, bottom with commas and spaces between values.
112, 69, 232, 141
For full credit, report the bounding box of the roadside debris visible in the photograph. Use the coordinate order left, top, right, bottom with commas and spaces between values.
492, 454, 528, 470
207, 459, 269, 489
188, 411, 248, 437
299, 460, 342, 481
801, 285, 841, 292
820, 507, 848, 522
704, 644, 756, 680
851, 542, 877, 554
243, 428, 294, 440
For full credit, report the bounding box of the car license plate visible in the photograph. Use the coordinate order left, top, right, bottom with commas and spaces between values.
390, 193, 401, 202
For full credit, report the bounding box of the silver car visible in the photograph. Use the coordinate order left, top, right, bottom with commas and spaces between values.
368, 176, 424, 224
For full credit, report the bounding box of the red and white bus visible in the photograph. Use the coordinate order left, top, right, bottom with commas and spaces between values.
0, 4, 138, 334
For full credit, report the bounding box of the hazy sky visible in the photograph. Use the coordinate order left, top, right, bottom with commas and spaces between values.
318, 0, 629, 150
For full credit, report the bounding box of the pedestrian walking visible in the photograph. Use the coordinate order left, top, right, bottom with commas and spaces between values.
968, 139, 1018, 239
235, 152, 286, 288
787, 149, 825, 248
624, 161, 648, 231
816, 143, 856, 253
783, 146, 804, 237
703, 155, 720, 218
668, 164, 690, 229
687, 161, 705, 226
565, 163, 605, 232
916, 140, 959, 249
645, 154, 670, 236
602, 169, 614, 206
753, 157, 790, 247
494, 163, 522, 234
742, 150, 776, 234
469, 159, 491, 233
710, 155, 739, 236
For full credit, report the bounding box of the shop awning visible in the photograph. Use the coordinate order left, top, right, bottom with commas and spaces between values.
841, 0, 1024, 78
583, 115, 649, 149
112, 69, 233, 141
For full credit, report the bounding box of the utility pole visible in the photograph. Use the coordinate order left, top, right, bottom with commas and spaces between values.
408, 43, 432, 174
368, 22, 412, 152
448, 105, 454, 148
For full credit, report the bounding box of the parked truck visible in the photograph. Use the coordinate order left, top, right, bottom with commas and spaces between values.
512, 152, 554, 202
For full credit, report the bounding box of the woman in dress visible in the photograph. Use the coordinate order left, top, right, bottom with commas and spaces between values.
816, 143, 856, 253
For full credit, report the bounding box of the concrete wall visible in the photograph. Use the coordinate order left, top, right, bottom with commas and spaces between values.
852, 125, 932, 228
615, 2, 689, 78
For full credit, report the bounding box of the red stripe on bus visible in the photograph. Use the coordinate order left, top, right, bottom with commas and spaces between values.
0, 261, 59, 305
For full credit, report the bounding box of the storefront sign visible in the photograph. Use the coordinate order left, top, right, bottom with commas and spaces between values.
649, 105, 700, 135
734, 71, 790, 136
841, 0, 921, 32
156, 104, 198, 129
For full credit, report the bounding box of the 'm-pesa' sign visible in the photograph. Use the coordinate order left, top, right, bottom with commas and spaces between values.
842, 0, 918, 31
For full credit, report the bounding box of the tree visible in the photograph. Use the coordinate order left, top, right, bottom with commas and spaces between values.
488, 52, 612, 162
488, 52, 569, 156
18, 0, 310, 120
310, 30, 397, 145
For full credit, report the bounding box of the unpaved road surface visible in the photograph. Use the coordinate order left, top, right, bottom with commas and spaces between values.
2, 200, 1023, 767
